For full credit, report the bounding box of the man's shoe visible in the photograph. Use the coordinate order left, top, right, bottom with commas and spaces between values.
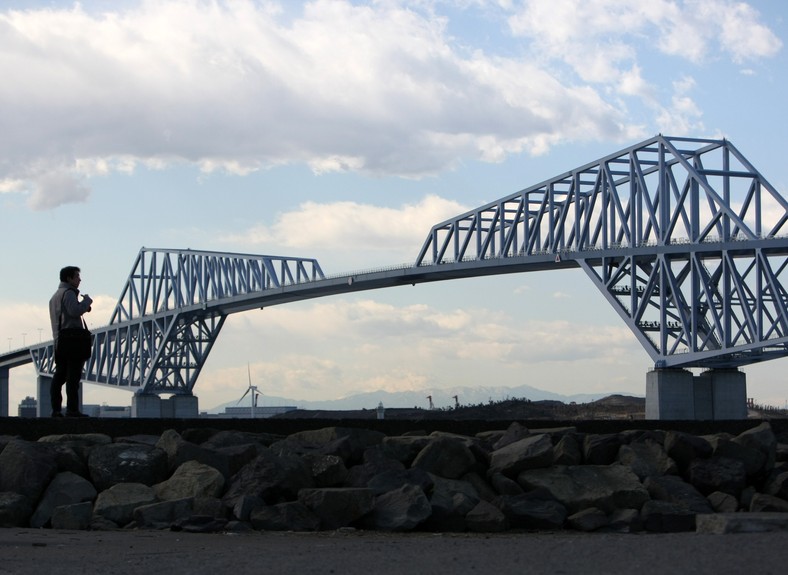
51, 411, 64, 418
65, 411, 89, 418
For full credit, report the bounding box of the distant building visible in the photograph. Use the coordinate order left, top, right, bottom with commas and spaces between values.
201, 405, 298, 418
83, 404, 132, 418
18, 396, 37, 418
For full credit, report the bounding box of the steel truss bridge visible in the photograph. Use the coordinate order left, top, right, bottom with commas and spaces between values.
2, 135, 788, 404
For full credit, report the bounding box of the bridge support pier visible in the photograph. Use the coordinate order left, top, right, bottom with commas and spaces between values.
646, 368, 747, 420
36, 374, 84, 418
0, 367, 8, 417
132, 393, 199, 418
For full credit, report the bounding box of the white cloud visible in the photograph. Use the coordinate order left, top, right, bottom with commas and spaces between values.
221, 194, 468, 258
0, 0, 646, 209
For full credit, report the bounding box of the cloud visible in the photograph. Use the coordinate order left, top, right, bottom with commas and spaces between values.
0, 0, 644, 209
221, 194, 468, 260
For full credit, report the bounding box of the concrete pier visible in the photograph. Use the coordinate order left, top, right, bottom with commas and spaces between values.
133, 393, 199, 418
646, 367, 747, 420
0, 367, 8, 417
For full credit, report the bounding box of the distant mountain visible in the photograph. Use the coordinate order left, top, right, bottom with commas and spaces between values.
205, 383, 641, 414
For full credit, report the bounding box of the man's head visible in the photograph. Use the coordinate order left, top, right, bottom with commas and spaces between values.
59, 266, 81, 287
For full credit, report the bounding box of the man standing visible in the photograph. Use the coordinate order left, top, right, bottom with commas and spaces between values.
48, 266, 93, 417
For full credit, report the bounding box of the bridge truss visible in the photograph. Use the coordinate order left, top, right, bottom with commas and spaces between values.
31, 249, 325, 395
416, 135, 788, 369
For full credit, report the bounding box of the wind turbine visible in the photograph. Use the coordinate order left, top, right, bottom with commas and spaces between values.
237, 364, 261, 418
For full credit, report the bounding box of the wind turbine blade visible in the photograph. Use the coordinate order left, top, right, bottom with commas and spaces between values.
236, 386, 251, 405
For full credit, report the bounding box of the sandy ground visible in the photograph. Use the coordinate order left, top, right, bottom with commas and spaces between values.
2, 528, 788, 575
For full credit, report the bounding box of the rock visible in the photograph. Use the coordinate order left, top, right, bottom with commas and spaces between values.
489, 472, 523, 496
284, 427, 385, 464
232, 494, 263, 521
553, 433, 582, 465
345, 445, 405, 487
303, 453, 348, 487
641, 500, 696, 532
367, 467, 433, 496
156, 429, 230, 479
222, 449, 314, 508
707, 491, 739, 513
733, 422, 776, 473
0, 492, 33, 527
567, 507, 608, 532
133, 498, 193, 529
492, 422, 530, 450
154, 461, 224, 501
298, 488, 375, 530
696, 512, 788, 534
216, 443, 266, 478
88, 443, 168, 491
688, 456, 747, 496
583, 434, 622, 465
51, 501, 93, 530
30, 471, 97, 528
617, 440, 677, 480
664, 431, 712, 470
412, 436, 477, 479
381, 435, 431, 465
93, 483, 158, 526
200, 430, 281, 449
643, 475, 713, 514
606, 508, 643, 533
425, 475, 480, 532
764, 471, 788, 500
498, 490, 567, 530
488, 433, 554, 477
462, 471, 498, 502
750, 493, 788, 512
708, 434, 767, 477
517, 465, 650, 514
250, 501, 320, 531
192, 496, 225, 518
367, 484, 432, 531
465, 499, 508, 532
0, 439, 59, 504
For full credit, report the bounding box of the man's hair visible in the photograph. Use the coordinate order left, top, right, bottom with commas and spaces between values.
59, 266, 81, 282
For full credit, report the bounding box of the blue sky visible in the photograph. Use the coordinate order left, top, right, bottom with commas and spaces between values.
1, 0, 787, 412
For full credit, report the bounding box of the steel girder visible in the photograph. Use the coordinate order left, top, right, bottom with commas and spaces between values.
32, 248, 325, 395
416, 135, 788, 369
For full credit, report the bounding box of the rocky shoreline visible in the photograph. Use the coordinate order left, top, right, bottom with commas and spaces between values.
1, 420, 787, 534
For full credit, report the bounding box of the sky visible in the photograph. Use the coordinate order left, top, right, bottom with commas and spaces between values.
1, 0, 787, 413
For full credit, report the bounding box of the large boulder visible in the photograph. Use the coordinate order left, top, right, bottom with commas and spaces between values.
497, 490, 567, 530
488, 433, 554, 477
250, 501, 320, 531
617, 440, 677, 480
688, 456, 748, 496
298, 487, 375, 530
412, 436, 477, 479
0, 440, 59, 504
93, 483, 158, 526
30, 471, 97, 528
0, 492, 33, 527
222, 449, 314, 508
88, 443, 168, 491
517, 465, 650, 514
156, 429, 230, 479
153, 461, 225, 501
366, 484, 432, 531
643, 475, 713, 514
